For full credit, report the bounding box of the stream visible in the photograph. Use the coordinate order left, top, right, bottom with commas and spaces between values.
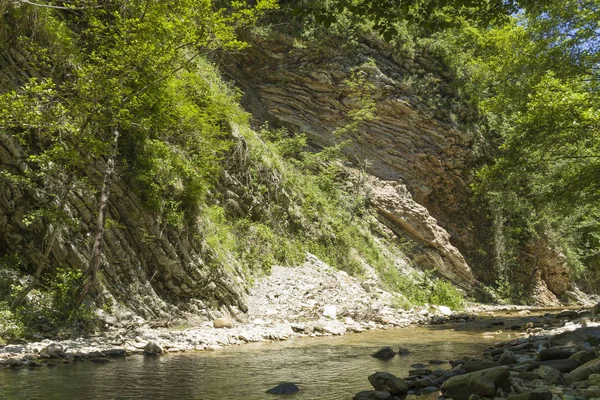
0, 312, 539, 399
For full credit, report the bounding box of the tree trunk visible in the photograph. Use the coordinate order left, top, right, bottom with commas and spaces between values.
77, 127, 120, 307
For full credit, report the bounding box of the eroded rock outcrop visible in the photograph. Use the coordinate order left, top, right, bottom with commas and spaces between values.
0, 132, 248, 318
222, 31, 483, 294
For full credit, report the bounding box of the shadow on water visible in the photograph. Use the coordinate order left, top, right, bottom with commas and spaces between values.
0, 307, 589, 400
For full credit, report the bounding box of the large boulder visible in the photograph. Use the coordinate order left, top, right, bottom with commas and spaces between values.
566, 357, 600, 383
533, 365, 564, 385
549, 327, 600, 347
368, 372, 408, 395
441, 366, 510, 400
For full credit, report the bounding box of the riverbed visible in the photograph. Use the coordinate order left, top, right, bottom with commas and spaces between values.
0, 318, 524, 400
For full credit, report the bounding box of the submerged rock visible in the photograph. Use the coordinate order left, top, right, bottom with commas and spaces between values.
265, 382, 299, 395
353, 390, 393, 400
371, 346, 395, 361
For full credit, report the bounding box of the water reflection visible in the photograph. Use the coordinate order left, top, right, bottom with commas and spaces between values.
0, 321, 526, 400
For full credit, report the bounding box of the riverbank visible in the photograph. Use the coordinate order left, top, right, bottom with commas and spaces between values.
354, 309, 600, 399
0, 254, 593, 368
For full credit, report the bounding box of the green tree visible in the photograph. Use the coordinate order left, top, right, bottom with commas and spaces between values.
1, 0, 277, 308
469, 0, 600, 279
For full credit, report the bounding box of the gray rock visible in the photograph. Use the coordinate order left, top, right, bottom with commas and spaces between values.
368, 372, 408, 395
499, 351, 519, 365
143, 341, 163, 355
569, 350, 596, 364
398, 347, 410, 355
549, 327, 600, 347
104, 348, 126, 357
441, 366, 510, 400
533, 359, 582, 373
353, 390, 393, 400
290, 323, 305, 332
265, 382, 299, 394
566, 357, 600, 383
537, 348, 576, 361
556, 310, 579, 319
371, 346, 395, 361
463, 360, 501, 372
583, 385, 600, 398
86, 351, 106, 358
213, 317, 233, 329
589, 373, 600, 386
506, 388, 553, 400
534, 365, 564, 385
90, 358, 110, 364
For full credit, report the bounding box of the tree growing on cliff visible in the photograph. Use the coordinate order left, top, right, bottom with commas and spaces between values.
0, 0, 277, 309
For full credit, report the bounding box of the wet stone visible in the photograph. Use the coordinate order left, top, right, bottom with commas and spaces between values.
371, 346, 395, 361
265, 382, 299, 395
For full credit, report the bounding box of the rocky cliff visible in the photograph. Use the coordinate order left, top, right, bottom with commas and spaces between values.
220, 30, 580, 304
0, 129, 249, 319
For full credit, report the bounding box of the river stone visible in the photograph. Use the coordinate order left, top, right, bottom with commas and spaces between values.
398, 347, 410, 356
566, 357, 600, 383
6, 359, 25, 368
529, 359, 582, 373
265, 382, 299, 395
213, 317, 233, 329
556, 310, 579, 319
372, 346, 395, 361
368, 372, 408, 395
570, 350, 597, 364
463, 360, 501, 372
589, 373, 600, 386
353, 390, 393, 400
290, 323, 305, 332
499, 352, 519, 365
506, 388, 553, 400
534, 365, 564, 385
583, 386, 600, 398
104, 348, 126, 357
86, 351, 106, 358
143, 341, 163, 355
441, 366, 510, 400
537, 348, 576, 361
549, 327, 600, 347
565, 358, 600, 383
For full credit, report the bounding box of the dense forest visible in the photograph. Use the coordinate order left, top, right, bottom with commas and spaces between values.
0, 0, 598, 340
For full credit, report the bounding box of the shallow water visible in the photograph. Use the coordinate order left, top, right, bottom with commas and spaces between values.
0, 316, 534, 400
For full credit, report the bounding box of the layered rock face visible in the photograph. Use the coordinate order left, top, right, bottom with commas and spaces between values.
222, 31, 576, 302
222, 32, 481, 292
0, 132, 248, 318
222, 33, 473, 234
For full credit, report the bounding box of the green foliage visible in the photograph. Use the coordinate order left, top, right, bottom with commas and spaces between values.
0, 265, 97, 340
388, 269, 464, 310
